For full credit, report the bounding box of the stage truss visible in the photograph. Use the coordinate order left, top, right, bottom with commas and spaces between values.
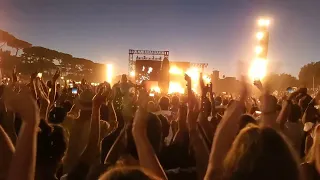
128, 49, 169, 75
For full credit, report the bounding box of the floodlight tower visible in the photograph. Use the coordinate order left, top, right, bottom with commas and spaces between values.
249, 18, 270, 81
255, 18, 270, 59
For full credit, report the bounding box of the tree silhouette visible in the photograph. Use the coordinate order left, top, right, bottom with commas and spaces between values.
264, 73, 299, 91
298, 62, 320, 88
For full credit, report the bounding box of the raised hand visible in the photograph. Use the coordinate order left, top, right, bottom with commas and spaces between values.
3, 85, 40, 125
30, 71, 38, 82
92, 86, 107, 108
52, 69, 60, 82
133, 88, 149, 132
184, 74, 191, 84
253, 80, 263, 92
12, 66, 18, 83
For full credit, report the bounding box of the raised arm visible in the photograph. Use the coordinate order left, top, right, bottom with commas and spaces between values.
198, 74, 214, 144
49, 69, 60, 108
205, 77, 248, 179
5, 86, 40, 180
35, 78, 50, 120
172, 104, 188, 145
79, 88, 104, 165
132, 88, 167, 180
106, 83, 118, 135
0, 125, 14, 179
188, 108, 210, 180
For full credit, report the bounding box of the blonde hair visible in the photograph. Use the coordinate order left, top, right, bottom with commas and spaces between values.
305, 124, 320, 163
223, 126, 302, 180
99, 166, 160, 180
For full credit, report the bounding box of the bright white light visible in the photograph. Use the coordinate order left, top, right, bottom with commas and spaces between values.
186, 68, 200, 80
142, 66, 145, 72
203, 75, 211, 84
37, 73, 42, 78
258, 19, 270, 27
148, 67, 153, 74
255, 46, 263, 54
168, 82, 184, 94
169, 66, 183, 75
256, 32, 264, 40
129, 71, 135, 77
106, 64, 113, 84
249, 58, 267, 80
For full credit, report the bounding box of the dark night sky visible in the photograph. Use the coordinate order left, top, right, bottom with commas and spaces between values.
1, 0, 320, 77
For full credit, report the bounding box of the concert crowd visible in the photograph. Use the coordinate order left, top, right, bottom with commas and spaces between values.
0, 68, 320, 180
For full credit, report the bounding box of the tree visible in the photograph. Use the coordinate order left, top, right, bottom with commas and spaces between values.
264, 73, 299, 91
298, 62, 320, 88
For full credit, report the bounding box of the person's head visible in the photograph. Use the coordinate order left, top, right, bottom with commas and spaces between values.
46, 80, 53, 89
298, 95, 312, 113
288, 104, 302, 123
147, 101, 156, 112
121, 74, 127, 83
61, 100, 73, 113
259, 94, 278, 114
224, 126, 301, 180
239, 114, 256, 131
37, 120, 67, 173
48, 107, 67, 124
171, 96, 180, 107
158, 96, 170, 111
99, 167, 159, 180
215, 96, 222, 106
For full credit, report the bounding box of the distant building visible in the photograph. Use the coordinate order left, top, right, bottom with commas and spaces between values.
210, 70, 240, 94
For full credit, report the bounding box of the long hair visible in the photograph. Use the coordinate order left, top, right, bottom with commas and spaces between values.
223, 126, 302, 180
99, 166, 160, 180
305, 124, 320, 163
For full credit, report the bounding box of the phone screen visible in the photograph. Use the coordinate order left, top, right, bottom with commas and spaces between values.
149, 93, 155, 97
287, 88, 294, 93
72, 88, 78, 94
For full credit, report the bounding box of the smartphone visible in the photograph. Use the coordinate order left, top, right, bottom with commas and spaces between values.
72, 88, 78, 95
286, 87, 294, 93
37, 73, 42, 78
149, 93, 155, 97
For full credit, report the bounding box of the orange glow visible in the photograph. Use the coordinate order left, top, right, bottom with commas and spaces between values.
249, 58, 267, 80
203, 75, 211, 84
129, 71, 135, 77
168, 82, 184, 94
106, 64, 113, 84
169, 66, 183, 75
150, 86, 161, 93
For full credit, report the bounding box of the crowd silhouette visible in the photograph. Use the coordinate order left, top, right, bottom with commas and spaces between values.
0, 66, 319, 180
